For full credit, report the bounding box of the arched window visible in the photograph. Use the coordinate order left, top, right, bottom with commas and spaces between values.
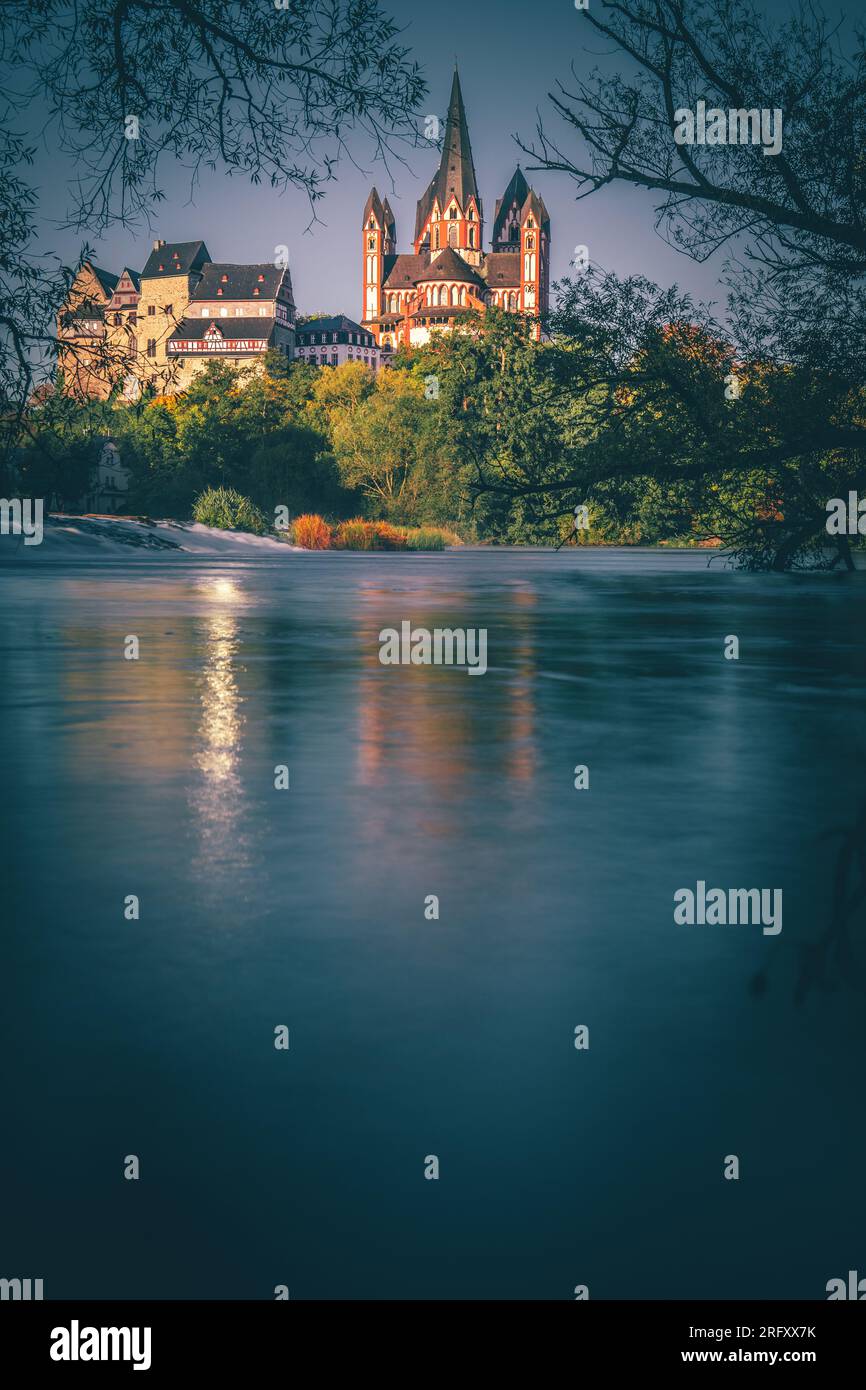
450, 285, 458, 305
468, 227, 475, 248
509, 292, 518, 311
524, 253, 536, 281
460, 286, 467, 305
368, 235, 376, 251
433, 227, 440, 250
525, 234, 534, 251
448, 223, 458, 247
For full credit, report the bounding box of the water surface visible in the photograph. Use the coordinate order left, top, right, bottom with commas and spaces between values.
3, 548, 865, 1299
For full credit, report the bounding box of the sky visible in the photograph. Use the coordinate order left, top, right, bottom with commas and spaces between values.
26, 0, 816, 321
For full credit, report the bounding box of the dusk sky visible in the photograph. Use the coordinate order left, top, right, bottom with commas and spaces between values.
31, 0, 808, 321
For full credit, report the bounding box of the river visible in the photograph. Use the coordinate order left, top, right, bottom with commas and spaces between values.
2, 547, 864, 1298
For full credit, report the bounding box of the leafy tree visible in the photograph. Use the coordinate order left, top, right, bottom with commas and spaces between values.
1, 0, 425, 437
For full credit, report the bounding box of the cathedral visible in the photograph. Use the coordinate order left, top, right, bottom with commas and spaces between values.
362, 70, 550, 351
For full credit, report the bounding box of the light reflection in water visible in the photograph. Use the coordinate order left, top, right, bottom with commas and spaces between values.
353, 579, 539, 828
189, 577, 252, 889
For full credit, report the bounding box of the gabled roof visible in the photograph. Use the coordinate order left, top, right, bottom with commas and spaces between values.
88, 263, 119, 297
415, 70, 481, 238
483, 252, 521, 288
415, 247, 486, 289
190, 263, 293, 301
141, 240, 210, 278
119, 268, 141, 290
492, 167, 529, 243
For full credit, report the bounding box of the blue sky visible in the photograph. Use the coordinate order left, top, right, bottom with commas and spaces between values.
28, 0, 809, 321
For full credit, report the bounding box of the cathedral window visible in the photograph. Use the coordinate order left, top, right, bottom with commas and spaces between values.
448, 223, 458, 247
525, 234, 534, 251
450, 285, 458, 305
433, 228, 440, 249
368, 236, 376, 251
468, 228, 475, 248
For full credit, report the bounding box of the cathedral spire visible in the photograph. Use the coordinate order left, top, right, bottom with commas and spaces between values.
435, 68, 480, 215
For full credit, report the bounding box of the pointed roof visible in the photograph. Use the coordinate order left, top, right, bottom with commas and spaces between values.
521, 188, 550, 234
382, 198, 396, 235
415, 70, 481, 239
363, 187, 385, 226
492, 167, 530, 242
436, 70, 479, 211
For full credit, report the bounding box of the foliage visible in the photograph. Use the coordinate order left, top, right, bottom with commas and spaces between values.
192, 486, 267, 535
292, 513, 331, 549
0, 0, 425, 446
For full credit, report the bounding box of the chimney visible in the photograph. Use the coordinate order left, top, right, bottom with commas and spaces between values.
152, 239, 165, 251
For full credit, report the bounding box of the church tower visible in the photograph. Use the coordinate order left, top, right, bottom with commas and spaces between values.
360, 72, 551, 348
519, 189, 550, 318
362, 188, 391, 325
413, 70, 483, 266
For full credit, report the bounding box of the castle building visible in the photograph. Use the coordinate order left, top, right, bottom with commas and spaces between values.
362, 70, 550, 349
58, 241, 295, 399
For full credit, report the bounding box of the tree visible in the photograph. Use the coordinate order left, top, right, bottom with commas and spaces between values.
495, 0, 866, 566
0, 0, 426, 436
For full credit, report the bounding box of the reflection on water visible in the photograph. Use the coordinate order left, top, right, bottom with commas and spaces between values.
3, 550, 866, 1300
189, 576, 252, 891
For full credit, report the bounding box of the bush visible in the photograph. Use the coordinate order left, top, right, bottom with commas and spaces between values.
292, 513, 331, 549
370, 521, 408, 550
406, 527, 446, 551
333, 518, 375, 550
192, 486, 268, 535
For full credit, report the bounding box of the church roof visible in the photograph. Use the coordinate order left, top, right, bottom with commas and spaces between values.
492, 167, 530, 242
521, 188, 550, 233
383, 252, 431, 288
415, 247, 486, 289
484, 252, 521, 288
414, 70, 481, 238
364, 187, 385, 227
